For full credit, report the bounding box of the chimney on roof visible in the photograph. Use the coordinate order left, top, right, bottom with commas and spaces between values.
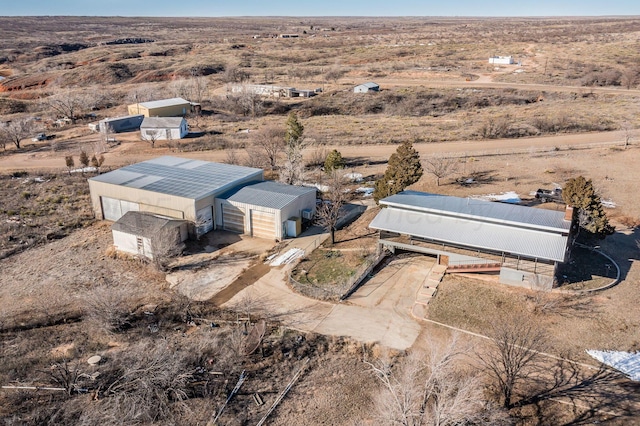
564, 205, 575, 222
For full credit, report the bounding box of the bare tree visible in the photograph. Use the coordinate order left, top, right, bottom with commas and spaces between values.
150, 225, 185, 272
45, 359, 82, 396
423, 155, 458, 186
0, 118, 37, 150
621, 121, 635, 149
224, 148, 240, 165
325, 66, 347, 84
128, 83, 162, 106
316, 171, 349, 245
99, 122, 115, 148
142, 129, 161, 148
280, 112, 307, 185
81, 283, 141, 334
97, 340, 193, 423
170, 76, 209, 104
621, 67, 638, 90
223, 64, 250, 84
254, 125, 285, 170
477, 315, 549, 409
42, 89, 92, 123
367, 337, 509, 426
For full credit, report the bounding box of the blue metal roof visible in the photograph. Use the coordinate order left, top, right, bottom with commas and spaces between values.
89, 156, 263, 200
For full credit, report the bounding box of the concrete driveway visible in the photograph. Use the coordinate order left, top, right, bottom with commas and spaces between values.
223, 251, 434, 350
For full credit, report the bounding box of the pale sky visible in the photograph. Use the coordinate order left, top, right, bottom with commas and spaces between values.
2, 0, 640, 17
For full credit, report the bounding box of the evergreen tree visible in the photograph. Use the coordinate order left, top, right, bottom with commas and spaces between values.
563, 176, 614, 238
373, 141, 423, 203
280, 112, 306, 185
284, 111, 304, 148
324, 149, 346, 173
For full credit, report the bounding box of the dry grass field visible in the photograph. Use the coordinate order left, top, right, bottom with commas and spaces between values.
2, 16, 640, 425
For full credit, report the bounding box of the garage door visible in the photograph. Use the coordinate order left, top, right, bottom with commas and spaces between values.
101, 197, 139, 221
250, 210, 276, 240
196, 206, 214, 236
222, 203, 245, 233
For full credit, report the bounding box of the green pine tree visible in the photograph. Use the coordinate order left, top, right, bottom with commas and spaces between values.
373, 141, 423, 203
563, 176, 614, 238
324, 149, 346, 173
285, 111, 304, 148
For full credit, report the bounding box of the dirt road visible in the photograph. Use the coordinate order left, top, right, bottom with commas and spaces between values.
0, 129, 626, 173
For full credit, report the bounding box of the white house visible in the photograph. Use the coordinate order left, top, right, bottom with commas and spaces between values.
111, 211, 188, 260
354, 82, 380, 93
140, 117, 188, 141
489, 56, 514, 65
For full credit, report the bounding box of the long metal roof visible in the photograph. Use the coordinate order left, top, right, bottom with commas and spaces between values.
380, 191, 570, 233
220, 181, 316, 210
138, 97, 190, 109
89, 156, 263, 200
369, 207, 569, 262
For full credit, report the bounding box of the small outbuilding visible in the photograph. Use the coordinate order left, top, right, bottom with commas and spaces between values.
216, 181, 317, 240
127, 97, 192, 117
354, 82, 380, 93
140, 117, 188, 141
489, 56, 514, 65
112, 211, 188, 260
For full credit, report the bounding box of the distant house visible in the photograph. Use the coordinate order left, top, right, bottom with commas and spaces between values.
354, 82, 380, 93
127, 97, 192, 117
112, 211, 188, 260
489, 56, 514, 65
140, 117, 188, 141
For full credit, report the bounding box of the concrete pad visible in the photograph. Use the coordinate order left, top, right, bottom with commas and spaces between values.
222, 267, 333, 330
167, 256, 252, 301
222, 254, 435, 350
312, 302, 422, 350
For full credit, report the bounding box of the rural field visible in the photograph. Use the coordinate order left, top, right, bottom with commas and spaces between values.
1, 15, 640, 425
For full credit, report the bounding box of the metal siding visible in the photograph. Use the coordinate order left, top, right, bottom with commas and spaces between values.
196, 206, 214, 235
90, 180, 195, 221
370, 207, 569, 262
222, 203, 245, 233
251, 210, 276, 239
101, 197, 139, 221
138, 204, 184, 219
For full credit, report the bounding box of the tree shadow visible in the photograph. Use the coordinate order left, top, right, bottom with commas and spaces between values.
517, 360, 639, 425
455, 170, 497, 186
